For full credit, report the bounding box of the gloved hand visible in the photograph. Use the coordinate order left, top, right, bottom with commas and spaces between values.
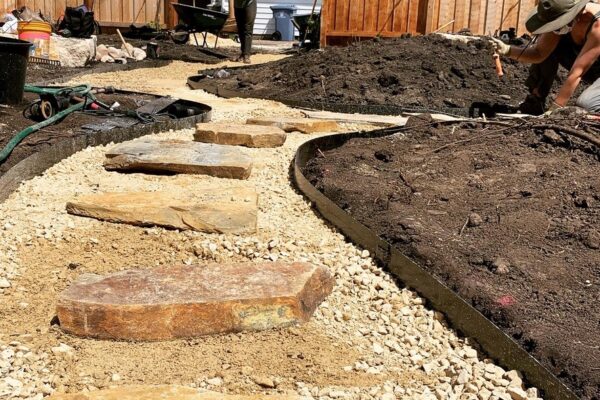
489, 37, 510, 56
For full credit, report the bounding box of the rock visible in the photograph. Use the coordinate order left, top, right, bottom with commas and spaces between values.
491, 257, 510, 275
506, 387, 527, 400
582, 229, 600, 249
246, 117, 339, 134
372, 343, 384, 354
252, 375, 276, 388
53, 36, 96, 68
48, 386, 298, 399
195, 123, 287, 148
104, 139, 253, 180
66, 188, 258, 234
542, 129, 564, 145
0, 277, 10, 288
468, 212, 483, 227
206, 377, 222, 386
57, 262, 334, 340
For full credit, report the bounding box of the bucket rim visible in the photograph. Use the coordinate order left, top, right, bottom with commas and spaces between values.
0, 37, 33, 47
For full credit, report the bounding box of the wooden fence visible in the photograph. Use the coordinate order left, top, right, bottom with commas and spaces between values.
0, 0, 172, 27
321, 0, 537, 46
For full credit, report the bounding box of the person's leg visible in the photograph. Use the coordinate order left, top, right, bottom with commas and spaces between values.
520, 36, 575, 114
234, 7, 246, 60
242, 1, 257, 61
576, 77, 600, 111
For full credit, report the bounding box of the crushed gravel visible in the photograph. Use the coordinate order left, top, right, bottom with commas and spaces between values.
0, 59, 543, 400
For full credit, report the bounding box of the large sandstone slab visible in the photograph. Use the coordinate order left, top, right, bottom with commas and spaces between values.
245, 117, 339, 134
66, 188, 257, 234
104, 139, 252, 179
195, 123, 287, 148
49, 386, 299, 399
57, 262, 334, 340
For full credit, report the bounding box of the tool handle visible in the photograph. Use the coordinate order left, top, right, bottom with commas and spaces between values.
493, 53, 504, 78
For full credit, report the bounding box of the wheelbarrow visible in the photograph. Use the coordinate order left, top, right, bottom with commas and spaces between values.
292, 12, 320, 49
171, 2, 230, 48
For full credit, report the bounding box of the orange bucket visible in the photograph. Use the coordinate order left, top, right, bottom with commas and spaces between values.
18, 21, 52, 58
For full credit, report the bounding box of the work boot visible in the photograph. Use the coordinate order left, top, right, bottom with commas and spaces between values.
518, 94, 546, 115
243, 55, 251, 64
234, 54, 244, 62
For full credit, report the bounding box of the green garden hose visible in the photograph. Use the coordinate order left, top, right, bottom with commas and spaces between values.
0, 85, 94, 164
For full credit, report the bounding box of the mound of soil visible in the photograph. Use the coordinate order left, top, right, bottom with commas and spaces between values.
205, 35, 553, 112
304, 113, 600, 399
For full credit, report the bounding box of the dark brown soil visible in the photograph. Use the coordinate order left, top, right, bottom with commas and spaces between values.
204, 34, 582, 114
304, 113, 600, 399
0, 91, 157, 176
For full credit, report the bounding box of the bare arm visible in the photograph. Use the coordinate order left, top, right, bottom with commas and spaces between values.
505, 33, 560, 63
555, 27, 600, 105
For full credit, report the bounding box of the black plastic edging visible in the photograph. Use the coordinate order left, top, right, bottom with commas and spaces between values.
0, 91, 212, 203
293, 128, 579, 400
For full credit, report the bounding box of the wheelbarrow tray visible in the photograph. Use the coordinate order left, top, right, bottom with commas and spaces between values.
292, 13, 317, 31
172, 3, 229, 32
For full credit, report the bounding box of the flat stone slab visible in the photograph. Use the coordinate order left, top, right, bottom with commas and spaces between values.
57, 262, 334, 340
104, 138, 253, 179
49, 386, 299, 399
66, 188, 257, 234
195, 123, 287, 148
246, 117, 339, 134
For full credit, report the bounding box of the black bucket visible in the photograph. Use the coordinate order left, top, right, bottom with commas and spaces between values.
0, 37, 32, 105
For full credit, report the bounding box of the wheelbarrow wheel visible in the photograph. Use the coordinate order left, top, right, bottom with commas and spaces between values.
271, 31, 282, 41
172, 24, 191, 45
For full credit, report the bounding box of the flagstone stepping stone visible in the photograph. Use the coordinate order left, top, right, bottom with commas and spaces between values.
66, 187, 257, 234
104, 138, 252, 179
57, 262, 334, 341
245, 117, 339, 134
49, 386, 299, 399
195, 123, 287, 148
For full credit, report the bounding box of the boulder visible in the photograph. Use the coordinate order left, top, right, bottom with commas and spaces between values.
52, 36, 97, 68
245, 117, 339, 134
104, 138, 253, 179
57, 262, 334, 340
195, 123, 287, 148
66, 187, 258, 234
48, 386, 299, 399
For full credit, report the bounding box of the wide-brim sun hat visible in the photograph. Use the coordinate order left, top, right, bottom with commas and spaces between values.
526, 0, 589, 34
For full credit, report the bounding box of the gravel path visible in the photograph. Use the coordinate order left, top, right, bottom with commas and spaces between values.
0, 58, 542, 400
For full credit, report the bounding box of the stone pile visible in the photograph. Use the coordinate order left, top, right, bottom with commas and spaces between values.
96, 43, 146, 64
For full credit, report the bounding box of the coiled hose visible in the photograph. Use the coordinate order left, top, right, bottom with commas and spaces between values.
0, 85, 94, 164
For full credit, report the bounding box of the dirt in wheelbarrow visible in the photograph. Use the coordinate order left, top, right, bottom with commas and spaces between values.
304, 112, 600, 399
0, 91, 157, 177
204, 34, 583, 114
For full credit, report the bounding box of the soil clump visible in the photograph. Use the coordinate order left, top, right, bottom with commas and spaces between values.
304, 113, 600, 399
201, 35, 566, 113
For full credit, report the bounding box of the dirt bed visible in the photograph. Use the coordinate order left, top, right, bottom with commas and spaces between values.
0, 91, 160, 176
304, 113, 600, 399
198, 35, 571, 113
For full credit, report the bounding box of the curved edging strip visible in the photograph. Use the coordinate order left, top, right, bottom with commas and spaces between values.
0, 93, 212, 203
293, 128, 579, 400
